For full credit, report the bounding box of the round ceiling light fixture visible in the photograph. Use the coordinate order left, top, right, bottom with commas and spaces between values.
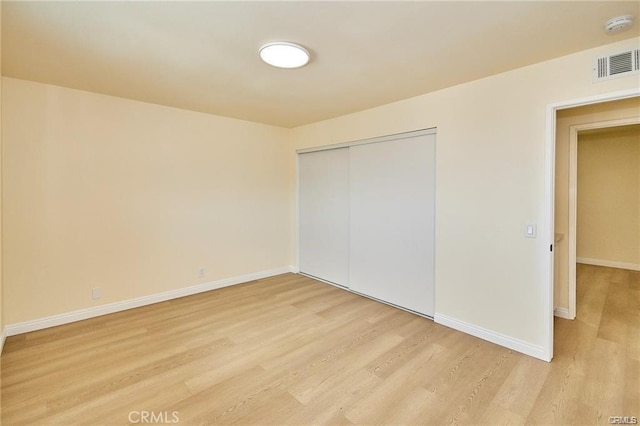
605, 15, 634, 33
259, 42, 310, 69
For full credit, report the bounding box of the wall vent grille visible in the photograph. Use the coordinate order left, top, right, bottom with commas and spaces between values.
593, 49, 640, 81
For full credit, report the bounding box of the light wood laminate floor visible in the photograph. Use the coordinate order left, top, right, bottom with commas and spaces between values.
1, 265, 638, 425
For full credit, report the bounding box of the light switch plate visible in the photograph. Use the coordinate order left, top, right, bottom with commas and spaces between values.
525, 224, 537, 238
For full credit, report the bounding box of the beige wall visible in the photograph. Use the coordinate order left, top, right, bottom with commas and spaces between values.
577, 126, 640, 266
554, 98, 640, 310
2, 77, 294, 324
2, 36, 639, 360
291, 37, 640, 354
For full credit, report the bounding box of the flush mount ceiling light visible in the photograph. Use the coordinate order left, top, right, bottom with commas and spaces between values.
259, 42, 310, 69
605, 15, 634, 33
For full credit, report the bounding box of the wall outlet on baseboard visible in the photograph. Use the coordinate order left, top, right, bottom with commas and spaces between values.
92, 288, 102, 300
198, 267, 206, 279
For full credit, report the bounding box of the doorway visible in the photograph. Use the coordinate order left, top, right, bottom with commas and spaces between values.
554, 99, 640, 321
548, 93, 640, 359
568, 120, 640, 320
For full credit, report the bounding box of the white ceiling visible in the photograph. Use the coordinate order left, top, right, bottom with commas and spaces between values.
3, 1, 639, 128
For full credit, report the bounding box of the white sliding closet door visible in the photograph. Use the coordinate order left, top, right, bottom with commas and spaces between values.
298, 148, 350, 287
349, 133, 436, 316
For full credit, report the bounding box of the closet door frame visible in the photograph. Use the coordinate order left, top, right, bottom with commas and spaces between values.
296, 128, 437, 315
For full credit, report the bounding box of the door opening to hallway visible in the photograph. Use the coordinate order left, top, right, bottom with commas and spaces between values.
553, 97, 640, 322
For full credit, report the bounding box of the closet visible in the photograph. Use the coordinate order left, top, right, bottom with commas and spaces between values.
298, 129, 436, 317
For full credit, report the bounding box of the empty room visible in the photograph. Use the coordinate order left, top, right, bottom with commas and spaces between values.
0, 1, 639, 425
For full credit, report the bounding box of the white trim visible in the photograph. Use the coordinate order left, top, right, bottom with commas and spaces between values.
549, 89, 640, 112
296, 127, 436, 154
567, 116, 640, 319
0, 327, 6, 355
545, 88, 640, 363
577, 257, 640, 271
434, 313, 548, 361
569, 127, 578, 319
295, 151, 301, 275
554, 307, 572, 320
544, 100, 557, 362
5, 267, 293, 337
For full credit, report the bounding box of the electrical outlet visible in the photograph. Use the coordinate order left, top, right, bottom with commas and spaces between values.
198, 267, 206, 279
92, 288, 101, 300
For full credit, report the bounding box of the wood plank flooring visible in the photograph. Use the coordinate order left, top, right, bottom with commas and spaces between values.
1, 265, 638, 425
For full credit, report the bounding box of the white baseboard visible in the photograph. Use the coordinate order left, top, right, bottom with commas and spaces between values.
5, 266, 295, 337
0, 327, 6, 355
577, 257, 640, 271
554, 307, 573, 319
434, 313, 549, 362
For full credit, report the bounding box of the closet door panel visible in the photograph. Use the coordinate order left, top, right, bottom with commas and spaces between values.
349, 134, 435, 315
298, 148, 350, 286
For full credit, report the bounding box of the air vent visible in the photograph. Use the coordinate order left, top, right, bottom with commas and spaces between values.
594, 49, 640, 81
